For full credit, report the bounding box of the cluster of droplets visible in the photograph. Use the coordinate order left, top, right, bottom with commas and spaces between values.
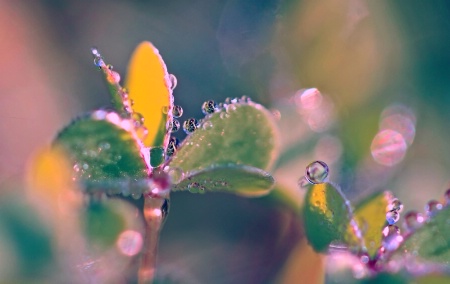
380, 195, 405, 253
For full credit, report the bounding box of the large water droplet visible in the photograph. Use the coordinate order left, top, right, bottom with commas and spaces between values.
382, 225, 403, 251
305, 160, 329, 184
172, 105, 183, 118
403, 211, 425, 231
183, 118, 198, 134
149, 147, 165, 168
387, 199, 403, 213
116, 230, 143, 256
386, 211, 400, 225
425, 200, 443, 216
202, 100, 217, 115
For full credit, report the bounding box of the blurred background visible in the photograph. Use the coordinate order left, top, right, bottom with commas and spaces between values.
1, 0, 450, 282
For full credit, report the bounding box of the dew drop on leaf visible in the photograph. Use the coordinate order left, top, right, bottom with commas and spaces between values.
132, 112, 145, 127
425, 200, 443, 216
183, 118, 198, 134
149, 147, 165, 168
305, 160, 329, 184
445, 188, 450, 204
202, 100, 217, 115
167, 167, 184, 184
403, 211, 425, 231
161, 106, 169, 114
387, 198, 403, 213
202, 121, 213, 130
166, 137, 178, 157
382, 225, 403, 251
172, 105, 183, 118
166, 119, 180, 133
169, 74, 177, 91
386, 210, 400, 225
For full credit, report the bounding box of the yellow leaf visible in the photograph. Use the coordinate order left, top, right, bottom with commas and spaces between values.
125, 41, 173, 148
347, 191, 390, 258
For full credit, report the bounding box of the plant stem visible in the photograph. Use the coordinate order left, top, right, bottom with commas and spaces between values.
138, 196, 168, 284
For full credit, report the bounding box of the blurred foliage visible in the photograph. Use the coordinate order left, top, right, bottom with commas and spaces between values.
2, 0, 450, 283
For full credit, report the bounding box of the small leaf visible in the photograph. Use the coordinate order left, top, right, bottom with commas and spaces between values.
401, 205, 450, 264
347, 191, 390, 258
358, 272, 408, 284
54, 115, 148, 182
172, 164, 274, 196
125, 41, 173, 148
170, 102, 279, 174
302, 182, 351, 252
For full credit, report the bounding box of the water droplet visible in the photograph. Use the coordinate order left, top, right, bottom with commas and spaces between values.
403, 211, 425, 231
132, 112, 145, 126
305, 160, 329, 184
166, 137, 179, 157
382, 225, 403, 251
116, 230, 143, 256
202, 121, 213, 130
91, 47, 100, 56
172, 105, 183, 118
183, 118, 198, 134
202, 100, 217, 115
166, 119, 180, 133
135, 126, 148, 140
131, 192, 142, 200
149, 147, 165, 168
425, 200, 443, 216
106, 64, 113, 70
93, 57, 104, 68
371, 129, 407, 166
73, 163, 81, 172
188, 182, 201, 193
169, 74, 178, 90
168, 167, 184, 184
297, 176, 310, 189
360, 254, 369, 264
161, 106, 169, 114
445, 188, 450, 205
387, 198, 403, 213
386, 211, 400, 225
107, 71, 121, 84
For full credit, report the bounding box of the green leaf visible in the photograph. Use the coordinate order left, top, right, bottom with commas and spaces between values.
83, 201, 126, 250
54, 115, 148, 182
358, 272, 408, 284
302, 182, 352, 252
401, 205, 450, 264
347, 191, 390, 258
169, 102, 279, 194
172, 164, 274, 197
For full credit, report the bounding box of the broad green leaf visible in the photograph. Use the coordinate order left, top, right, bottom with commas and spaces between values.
347, 191, 390, 258
415, 274, 450, 284
126, 41, 173, 148
302, 182, 351, 252
401, 205, 450, 264
170, 101, 278, 182
172, 164, 274, 196
83, 201, 125, 250
54, 115, 148, 182
358, 272, 408, 284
